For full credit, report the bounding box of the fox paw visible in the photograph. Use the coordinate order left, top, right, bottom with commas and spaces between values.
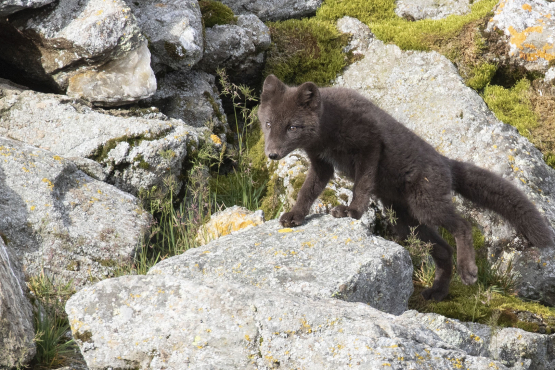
279, 212, 305, 227
331, 205, 363, 220
458, 261, 478, 285
421, 285, 450, 302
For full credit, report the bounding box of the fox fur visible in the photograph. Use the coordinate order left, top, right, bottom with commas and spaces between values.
257, 74, 554, 302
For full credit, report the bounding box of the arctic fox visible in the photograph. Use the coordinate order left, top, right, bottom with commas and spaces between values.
257, 74, 554, 302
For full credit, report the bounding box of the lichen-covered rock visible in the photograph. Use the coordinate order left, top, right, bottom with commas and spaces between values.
0, 78, 211, 196
0, 0, 156, 105
0, 238, 35, 368
150, 214, 413, 315
126, 0, 203, 73
395, 0, 472, 21
402, 311, 555, 369
220, 0, 323, 21
334, 18, 555, 304
0, 137, 151, 287
66, 41, 157, 106
0, 0, 54, 17
196, 205, 265, 245
67, 274, 515, 369
143, 70, 228, 133
199, 14, 271, 83
486, 0, 555, 72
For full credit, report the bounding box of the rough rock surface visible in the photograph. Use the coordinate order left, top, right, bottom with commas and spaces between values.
199, 14, 271, 83
68, 274, 517, 369
150, 215, 413, 315
395, 0, 471, 21
402, 311, 555, 369
1, 0, 155, 105
0, 136, 151, 287
143, 70, 228, 133
486, 0, 555, 72
220, 0, 323, 21
333, 18, 555, 305
196, 205, 265, 245
0, 78, 211, 196
126, 0, 204, 73
0, 238, 35, 368
0, 0, 54, 17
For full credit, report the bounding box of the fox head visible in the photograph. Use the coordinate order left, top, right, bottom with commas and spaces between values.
257, 75, 322, 161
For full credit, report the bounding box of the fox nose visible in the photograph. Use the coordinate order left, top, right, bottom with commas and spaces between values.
268, 153, 278, 160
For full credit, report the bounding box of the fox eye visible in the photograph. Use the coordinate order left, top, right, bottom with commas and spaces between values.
266, 122, 271, 129
288, 126, 297, 132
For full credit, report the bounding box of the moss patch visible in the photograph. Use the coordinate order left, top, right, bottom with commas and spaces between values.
91, 135, 147, 163
320, 187, 340, 207
199, 0, 237, 28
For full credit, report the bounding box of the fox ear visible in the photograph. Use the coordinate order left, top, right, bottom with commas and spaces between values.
296, 82, 320, 110
261, 74, 285, 101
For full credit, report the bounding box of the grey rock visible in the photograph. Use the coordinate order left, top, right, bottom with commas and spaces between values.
220, 0, 323, 21
0, 136, 151, 288
486, 0, 555, 72
0, 238, 35, 368
66, 274, 514, 369
199, 14, 270, 82
149, 214, 413, 315
337, 16, 374, 55
126, 0, 203, 73
144, 70, 228, 133
0, 0, 54, 17
395, 0, 471, 21
0, 79, 212, 196
334, 19, 555, 305
0, 0, 156, 105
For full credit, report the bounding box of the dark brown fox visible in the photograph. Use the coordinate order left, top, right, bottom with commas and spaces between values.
258, 74, 554, 302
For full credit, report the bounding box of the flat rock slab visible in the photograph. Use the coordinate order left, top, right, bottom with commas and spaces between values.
395, 0, 472, 21
0, 137, 151, 286
335, 20, 555, 304
67, 274, 515, 370
150, 214, 413, 315
220, 0, 322, 21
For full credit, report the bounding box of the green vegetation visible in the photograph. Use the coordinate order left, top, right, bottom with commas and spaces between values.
199, 0, 237, 28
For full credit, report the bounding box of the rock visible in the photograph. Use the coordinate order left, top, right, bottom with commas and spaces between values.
0, 78, 212, 196
402, 311, 555, 369
545, 67, 555, 83
220, 0, 323, 21
0, 0, 54, 17
337, 16, 375, 55
395, 0, 472, 21
333, 18, 555, 304
0, 0, 156, 105
143, 70, 228, 133
0, 136, 151, 286
486, 0, 555, 72
0, 237, 35, 368
196, 205, 265, 245
199, 14, 271, 84
150, 214, 413, 315
67, 274, 515, 369
126, 0, 204, 73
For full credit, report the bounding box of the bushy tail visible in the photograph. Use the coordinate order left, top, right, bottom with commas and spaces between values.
450, 159, 554, 248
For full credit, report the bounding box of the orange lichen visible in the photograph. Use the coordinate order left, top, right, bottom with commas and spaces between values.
522, 4, 532, 12
508, 25, 554, 61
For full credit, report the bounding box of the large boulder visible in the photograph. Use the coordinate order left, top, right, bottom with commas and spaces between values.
150, 214, 413, 315
67, 274, 540, 369
333, 18, 555, 305
0, 78, 212, 196
395, 0, 472, 21
0, 238, 35, 368
486, 0, 555, 72
0, 136, 151, 286
126, 0, 204, 73
219, 0, 323, 21
0, 0, 156, 105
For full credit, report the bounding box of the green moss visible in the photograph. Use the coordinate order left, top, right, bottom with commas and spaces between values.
290, 173, 307, 201
199, 0, 237, 28
316, 0, 497, 51
264, 18, 350, 86
133, 154, 150, 170
0, 232, 9, 245
73, 330, 93, 343
260, 172, 285, 220
91, 135, 149, 163
164, 41, 187, 60
467, 62, 497, 91
320, 188, 340, 207
483, 79, 539, 140
203, 91, 224, 123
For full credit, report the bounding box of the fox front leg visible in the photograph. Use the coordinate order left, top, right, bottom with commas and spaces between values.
280, 156, 334, 227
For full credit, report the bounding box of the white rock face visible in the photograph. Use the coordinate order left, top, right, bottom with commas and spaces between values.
126, 0, 204, 73
395, 0, 472, 20
334, 17, 555, 304
0, 238, 35, 368
0, 0, 54, 16
220, 0, 323, 21
486, 0, 555, 72
67, 42, 157, 106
